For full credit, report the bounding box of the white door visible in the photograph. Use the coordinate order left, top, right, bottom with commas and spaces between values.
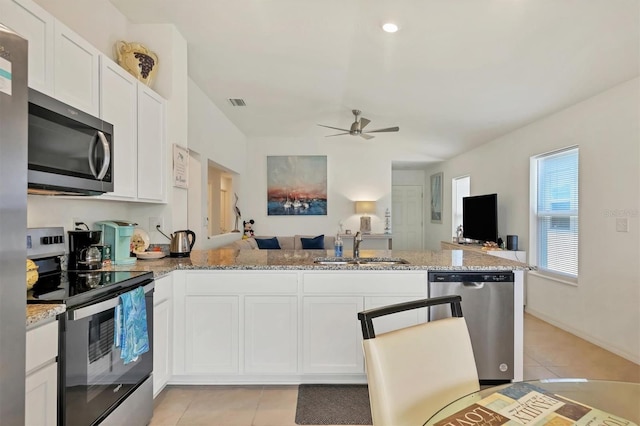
392, 185, 424, 250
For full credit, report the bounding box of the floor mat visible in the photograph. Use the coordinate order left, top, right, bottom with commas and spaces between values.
295, 384, 372, 425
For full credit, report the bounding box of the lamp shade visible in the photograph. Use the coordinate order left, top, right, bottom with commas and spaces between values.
355, 201, 376, 214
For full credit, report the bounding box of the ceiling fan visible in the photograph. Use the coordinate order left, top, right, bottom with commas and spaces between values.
318, 109, 399, 140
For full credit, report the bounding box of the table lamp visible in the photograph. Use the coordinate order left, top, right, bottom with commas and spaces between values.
355, 201, 376, 234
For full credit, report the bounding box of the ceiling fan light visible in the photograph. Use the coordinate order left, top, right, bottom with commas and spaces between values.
382, 23, 399, 33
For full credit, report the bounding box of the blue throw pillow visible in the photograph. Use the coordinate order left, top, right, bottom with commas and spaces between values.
255, 237, 281, 249
301, 235, 325, 249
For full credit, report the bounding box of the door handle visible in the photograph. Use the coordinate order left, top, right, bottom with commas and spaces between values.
88, 131, 111, 180
462, 281, 485, 289
69, 282, 154, 321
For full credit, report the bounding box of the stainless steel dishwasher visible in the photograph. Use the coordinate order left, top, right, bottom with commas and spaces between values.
428, 271, 514, 384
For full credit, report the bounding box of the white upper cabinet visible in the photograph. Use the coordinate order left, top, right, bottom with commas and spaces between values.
100, 56, 167, 203
53, 20, 100, 116
0, 0, 55, 95
137, 84, 166, 202
1, 0, 100, 115
99, 56, 138, 199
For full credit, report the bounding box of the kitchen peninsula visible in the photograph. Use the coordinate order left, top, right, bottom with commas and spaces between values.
31, 248, 529, 392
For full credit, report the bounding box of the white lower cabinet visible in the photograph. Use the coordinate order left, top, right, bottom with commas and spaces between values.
184, 295, 239, 374
25, 319, 58, 426
244, 296, 297, 374
153, 274, 173, 396
171, 270, 427, 383
25, 363, 58, 426
302, 296, 364, 374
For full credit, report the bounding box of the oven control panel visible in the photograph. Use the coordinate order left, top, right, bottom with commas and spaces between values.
27, 227, 66, 258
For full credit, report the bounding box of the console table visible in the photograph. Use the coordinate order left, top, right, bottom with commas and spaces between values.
341, 233, 393, 250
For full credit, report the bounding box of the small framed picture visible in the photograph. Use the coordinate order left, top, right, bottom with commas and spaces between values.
173, 144, 188, 188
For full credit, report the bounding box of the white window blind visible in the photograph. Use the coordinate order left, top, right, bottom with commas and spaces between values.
535, 148, 579, 277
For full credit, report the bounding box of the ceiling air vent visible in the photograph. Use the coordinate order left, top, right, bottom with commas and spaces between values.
228, 98, 246, 107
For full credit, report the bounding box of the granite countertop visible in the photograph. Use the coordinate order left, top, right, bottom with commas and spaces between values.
103, 248, 532, 274
27, 248, 530, 326
27, 304, 65, 327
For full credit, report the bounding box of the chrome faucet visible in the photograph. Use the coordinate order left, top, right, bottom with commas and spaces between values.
353, 231, 362, 259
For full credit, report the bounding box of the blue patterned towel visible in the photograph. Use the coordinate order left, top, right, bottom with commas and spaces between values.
117, 286, 149, 364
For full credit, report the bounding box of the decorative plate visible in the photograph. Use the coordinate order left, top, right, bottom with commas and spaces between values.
136, 251, 166, 260
131, 228, 150, 253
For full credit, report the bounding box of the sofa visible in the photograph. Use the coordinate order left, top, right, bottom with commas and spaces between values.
224, 234, 335, 250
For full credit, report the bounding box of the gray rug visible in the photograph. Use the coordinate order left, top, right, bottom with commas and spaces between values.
295, 384, 372, 425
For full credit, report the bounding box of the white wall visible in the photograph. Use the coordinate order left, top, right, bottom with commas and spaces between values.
424, 78, 640, 363
187, 78, 248, 248
241, 136, 396, 237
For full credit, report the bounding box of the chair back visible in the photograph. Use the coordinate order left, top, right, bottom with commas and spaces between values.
358, 296, 479, 425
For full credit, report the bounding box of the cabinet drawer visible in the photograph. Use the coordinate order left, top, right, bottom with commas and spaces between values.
186, 271, 298, 294
303, 271, 426, 295
26, 320, 58, 373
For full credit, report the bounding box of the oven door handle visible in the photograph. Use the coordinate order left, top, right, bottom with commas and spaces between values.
69, 282, 154, 321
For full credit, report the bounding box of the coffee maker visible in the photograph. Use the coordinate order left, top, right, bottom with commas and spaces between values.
68, 230, 102, 270
95, 220, 137, 265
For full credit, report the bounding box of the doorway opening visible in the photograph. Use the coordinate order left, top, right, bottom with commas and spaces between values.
208, 160, 237, 236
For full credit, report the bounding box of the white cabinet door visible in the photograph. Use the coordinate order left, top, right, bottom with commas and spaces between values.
0, 0, 54, 94
244, 296, 297, 374
26, 320, 58, 426
153, 274, 173, 396
25, 362, 57, 426
184, 296, 239, 373
99, 56, 138, 199
53, 21, 99, 116
153, 298, 171, 396
137, 84, 166, 202
363, 296, 427, 336
302, 296, 364, 374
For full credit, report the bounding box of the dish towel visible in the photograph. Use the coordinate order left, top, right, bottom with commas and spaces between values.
115, 286, 149, 364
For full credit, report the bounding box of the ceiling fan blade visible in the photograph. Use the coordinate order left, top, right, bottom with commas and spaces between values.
318, 124, 350, 132
367, 126, 399, 133
360, 133, 375, 140
360, 117, 371, 129
326, 132, 351, 137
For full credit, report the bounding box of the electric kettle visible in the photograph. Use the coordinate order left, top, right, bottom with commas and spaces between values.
158, 228, 196, 257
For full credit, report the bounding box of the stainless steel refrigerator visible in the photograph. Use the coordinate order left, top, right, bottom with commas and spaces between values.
0, 24, 28, 424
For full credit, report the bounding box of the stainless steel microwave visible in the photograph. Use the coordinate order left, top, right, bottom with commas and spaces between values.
27, 89, 114, 196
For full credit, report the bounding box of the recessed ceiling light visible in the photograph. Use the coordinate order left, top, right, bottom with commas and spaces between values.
382, 23, 399, 33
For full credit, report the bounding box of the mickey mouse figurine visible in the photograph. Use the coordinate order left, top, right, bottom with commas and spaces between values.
243, 219, 255, 239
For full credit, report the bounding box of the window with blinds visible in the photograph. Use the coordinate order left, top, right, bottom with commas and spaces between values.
535, 147, 579, 278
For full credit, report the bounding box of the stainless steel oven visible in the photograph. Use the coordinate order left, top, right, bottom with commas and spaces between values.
61, 282, 154, 426
27, 227, 154, 426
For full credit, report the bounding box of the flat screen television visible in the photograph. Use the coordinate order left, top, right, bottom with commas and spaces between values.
462, 193, 498, 243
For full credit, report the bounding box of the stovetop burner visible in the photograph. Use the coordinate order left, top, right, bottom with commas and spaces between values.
27, 226, 153, 308
27, 269, 153, 308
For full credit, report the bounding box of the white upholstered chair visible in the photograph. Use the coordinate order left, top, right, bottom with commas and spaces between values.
357, 296, 479, 426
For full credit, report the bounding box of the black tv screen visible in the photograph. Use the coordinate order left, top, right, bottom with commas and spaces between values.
462, 193, 498, 243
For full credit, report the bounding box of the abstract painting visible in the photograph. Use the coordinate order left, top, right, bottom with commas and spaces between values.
267, 156, 327, 215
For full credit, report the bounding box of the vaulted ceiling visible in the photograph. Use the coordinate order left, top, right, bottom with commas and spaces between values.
110, 0, 639, 163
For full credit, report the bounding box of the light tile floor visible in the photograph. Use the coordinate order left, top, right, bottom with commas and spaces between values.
151, 313, 640, 426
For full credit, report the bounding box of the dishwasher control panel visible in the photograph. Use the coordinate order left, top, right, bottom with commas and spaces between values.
429, 272, 514, 282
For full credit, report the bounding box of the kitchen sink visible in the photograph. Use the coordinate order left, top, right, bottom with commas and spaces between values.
313, 257, 409, 266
